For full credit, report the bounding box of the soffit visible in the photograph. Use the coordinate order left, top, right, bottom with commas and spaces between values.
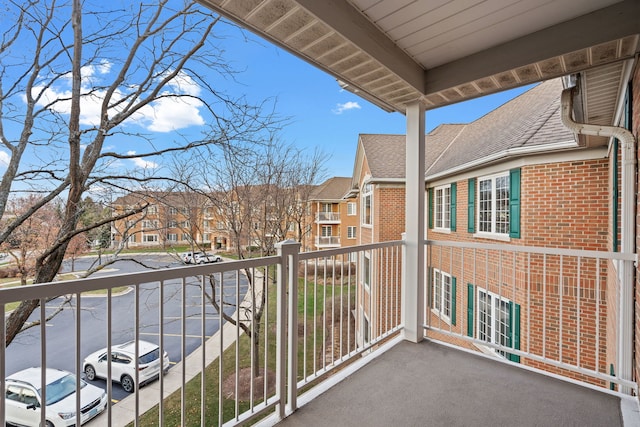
198, 0, 640, 114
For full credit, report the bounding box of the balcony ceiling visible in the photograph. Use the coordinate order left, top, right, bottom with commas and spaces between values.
198, 0, 640, 114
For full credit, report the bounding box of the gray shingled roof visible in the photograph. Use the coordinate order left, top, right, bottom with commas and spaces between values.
310, 176, 352, 200
359, 79, 577, 181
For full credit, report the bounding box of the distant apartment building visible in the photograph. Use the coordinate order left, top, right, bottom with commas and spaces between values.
307, 177, 358, 252
111, 185, 308, 254
111, 192, 220, 250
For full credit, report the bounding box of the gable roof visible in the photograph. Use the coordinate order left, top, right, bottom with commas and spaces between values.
310, 177, 352, 201
353, 78, 579, 184
426, 78, 577, 177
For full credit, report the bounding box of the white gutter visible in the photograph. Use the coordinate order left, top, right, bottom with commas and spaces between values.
560, 83, 637, 395
425, 140, 580, 181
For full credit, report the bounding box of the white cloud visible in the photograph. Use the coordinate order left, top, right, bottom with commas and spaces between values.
143, 96, 205, 132
0, 150, 10, 167
127, 151, 158, 169
31, 65, 205, 133
332, 101, 361, 114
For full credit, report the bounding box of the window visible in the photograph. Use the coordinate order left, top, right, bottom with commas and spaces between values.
321, 226, 332, 237
347, 226, 357, 239
217, 221, 225, 230
470, 286, 520, 362
478, 173, 510, 235
363, 252, 371, 289
142, 220, 158, 229
362, 182, 372, 226
321, 203, 332, 212
434, 185, 451, 229
168, 220, 177, 228
127, 234, 136, 243
167, 233, 177, 241
181, 220, 190, 228
362, 314, 370, 344
147, 205, 157, 214
181, 233, 191, 241
169, 207, 178, 215
347, 202, 356, 216
203, 233, 210, 242
143, 234, 158, 243
432, 269, 455, 324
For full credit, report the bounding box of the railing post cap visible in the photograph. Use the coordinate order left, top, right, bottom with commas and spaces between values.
275, 239, 300, 248
401, 232, 407, 240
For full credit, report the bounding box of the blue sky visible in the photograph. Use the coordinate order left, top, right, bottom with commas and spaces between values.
219, 24, 534, 178
0, 6, 533, 184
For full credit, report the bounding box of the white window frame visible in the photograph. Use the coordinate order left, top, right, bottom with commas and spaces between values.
361, 182, 372, 226
434, 184, 451, 230
321, 225, 332, 237
363, 251, 371, 290
477, 172, 510, 236
347, 202, 357, 216
143, 234, 158, 243
347, 226, 357, 239
167, 233, 178, 242
432, 269, 452, 322
477, 287, 512, 357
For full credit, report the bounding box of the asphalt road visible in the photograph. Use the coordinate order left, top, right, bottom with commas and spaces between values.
5, 254, 248, 402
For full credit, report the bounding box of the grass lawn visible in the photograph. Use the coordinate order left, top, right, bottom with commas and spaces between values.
133, 272, 356, 427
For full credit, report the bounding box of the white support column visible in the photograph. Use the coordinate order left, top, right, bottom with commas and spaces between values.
275, 239, 301, 417
402, 102, 425, 343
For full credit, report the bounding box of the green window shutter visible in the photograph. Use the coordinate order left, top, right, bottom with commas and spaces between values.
428, 188, 434, 229
507, 302, 521, 363
450, 183, 457, 231
509, 168, 521, 238
467, 178, 475, 233
467, 283, 474, 337
451, 276, 456, 326
610, 364, 616, 391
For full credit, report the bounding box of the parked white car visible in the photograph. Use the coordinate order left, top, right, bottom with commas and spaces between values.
83, 340, 170, 393
182, 251, 204, 264
194, 252, 222, 264
5, 367, 108, 427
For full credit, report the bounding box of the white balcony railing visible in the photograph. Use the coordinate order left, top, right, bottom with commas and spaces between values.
315, 212, 340, 222
0, 239, 635, 427
424, 240, 637, 393
0, 241, 402, 426
315, 236, 341, 246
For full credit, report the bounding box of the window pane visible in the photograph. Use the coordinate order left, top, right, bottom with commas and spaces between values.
495, 175, 510, 234
433, 272, 442, 311
443, 274, 451, 317
479, 179, 492, 232
478, 291, 491, 342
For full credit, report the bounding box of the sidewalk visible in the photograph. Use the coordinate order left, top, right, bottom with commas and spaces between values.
89, 263, 263, 427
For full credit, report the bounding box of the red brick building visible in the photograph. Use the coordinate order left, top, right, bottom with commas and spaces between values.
349, 78, 629, 384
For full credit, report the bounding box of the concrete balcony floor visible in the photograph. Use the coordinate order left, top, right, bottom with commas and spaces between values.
277, 340, 635, 427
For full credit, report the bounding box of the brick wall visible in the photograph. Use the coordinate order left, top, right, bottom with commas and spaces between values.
425, 158, 610, 384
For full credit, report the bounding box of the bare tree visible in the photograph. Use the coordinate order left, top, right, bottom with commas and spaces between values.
172, 139, 327, 376
0, 0, 281, 345
0, 196, 62, 285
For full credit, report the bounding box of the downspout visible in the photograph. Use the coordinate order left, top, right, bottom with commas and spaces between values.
560, 84, 637, 394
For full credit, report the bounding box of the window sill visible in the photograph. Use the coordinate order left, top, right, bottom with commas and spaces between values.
432, 228, 451, 234
473, 232, 511, 242
430, 308, 451, 325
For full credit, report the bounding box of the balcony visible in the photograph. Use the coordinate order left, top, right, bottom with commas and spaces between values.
314, 236, 341, 248
0, 241, 637, 427
315, 212, 340, 223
